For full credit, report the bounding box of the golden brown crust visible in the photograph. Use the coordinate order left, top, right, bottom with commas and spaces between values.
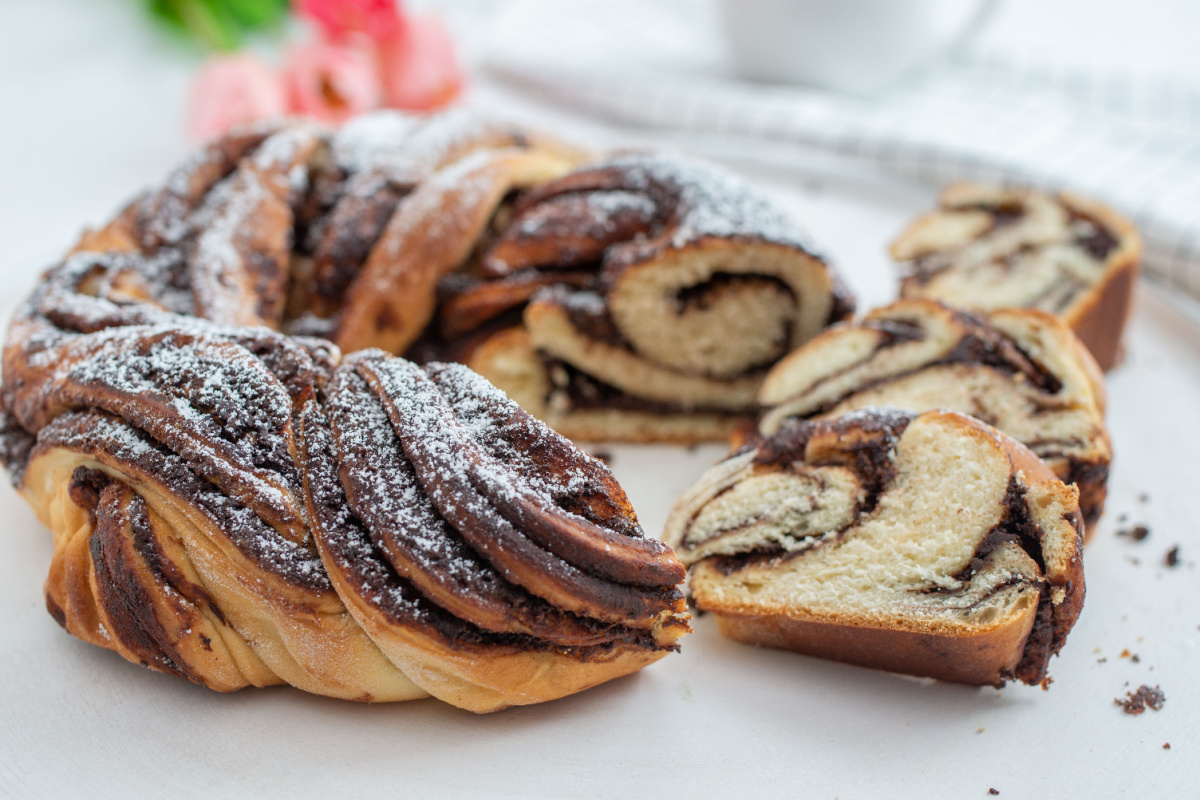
1062, 253, 1138, 371
334, 148, 579, 354
1055, 190, 1142, 371
319, 557, 674, 713
24, 439, 417, 701
709, 600, 1037, 686
70, 200, 141, 256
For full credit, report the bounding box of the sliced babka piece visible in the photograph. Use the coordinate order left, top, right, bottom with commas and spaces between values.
891, 182, 1141, 370
663, 409, 1086, 687
758, 299, 1111, 527
457, 152, 855, 443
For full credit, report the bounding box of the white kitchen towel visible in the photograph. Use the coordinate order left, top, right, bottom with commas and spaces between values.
486, 0, 1200, 296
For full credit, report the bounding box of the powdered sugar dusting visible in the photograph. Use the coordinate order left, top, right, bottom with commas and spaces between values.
328, 365, 494, 589
28, 326, 314, 546
40, 409, 329, 589
601, 151, 820, 255
424, 361, 643, 540
298, 396, 524, 648
516, 190, 657, 238
189, 173, 267, 322
364, 148, 503, 273
331, 111, 421, 174
331, 109, 519, 184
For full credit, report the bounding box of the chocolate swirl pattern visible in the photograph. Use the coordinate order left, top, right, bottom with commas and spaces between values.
757, 299, 1112, 527
456, 153, 856, 443
11, 325, 417, 701
306, 354, 687, 710
891, 183, 1141, 371
1, 112, 689, 711
663, 409, 1086, 687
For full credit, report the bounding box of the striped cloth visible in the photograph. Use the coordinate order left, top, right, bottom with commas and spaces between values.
486, 0, 1200, 297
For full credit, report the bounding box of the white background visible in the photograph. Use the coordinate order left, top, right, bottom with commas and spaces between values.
0, 1, 1196, 797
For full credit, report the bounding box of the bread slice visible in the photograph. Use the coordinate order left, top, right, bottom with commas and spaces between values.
467, 326, 747, 444
758, 299, 1111, 527
891, 183, 1141, 370
663, 408, 1085, 687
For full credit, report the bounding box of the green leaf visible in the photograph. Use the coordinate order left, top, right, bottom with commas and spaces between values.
145, 0, 290, 50
178, 0, 243, 51
147, 0, 186, 30
224, 0, 290, 29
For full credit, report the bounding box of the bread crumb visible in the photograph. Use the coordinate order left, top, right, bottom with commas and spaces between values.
1115, 685, 1165, 715
1165, 546, 1180, 567
988, 790, 1000, 796
1163, 743, 1171, 750
1117, 524, 1150, 541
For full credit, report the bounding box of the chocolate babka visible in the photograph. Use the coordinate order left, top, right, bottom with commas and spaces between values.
891, 183, 1140, 371
1, 112, 691, 711
663, 409, 1086, 687
460, 153, 856, 443
758, 299, 1111, 527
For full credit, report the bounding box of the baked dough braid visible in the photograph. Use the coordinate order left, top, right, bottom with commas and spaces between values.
1, 113, 689, 711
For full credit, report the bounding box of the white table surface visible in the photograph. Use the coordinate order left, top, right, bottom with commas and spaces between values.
1, 2, 1196, 797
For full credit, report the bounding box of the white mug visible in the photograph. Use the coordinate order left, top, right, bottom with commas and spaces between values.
720, 0, 998, 94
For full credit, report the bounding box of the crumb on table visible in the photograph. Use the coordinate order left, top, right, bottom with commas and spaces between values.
1116, 524, 1150, 541
1115, 685, 1166, 715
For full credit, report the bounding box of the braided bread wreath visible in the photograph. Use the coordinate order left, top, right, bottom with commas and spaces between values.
0, 111, 861, 712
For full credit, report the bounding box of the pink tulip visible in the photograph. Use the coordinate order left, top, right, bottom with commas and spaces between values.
282, 38, 383, 124
295, 0, 405, 42
376, 12, 465, 111
187, 54, 287, 141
